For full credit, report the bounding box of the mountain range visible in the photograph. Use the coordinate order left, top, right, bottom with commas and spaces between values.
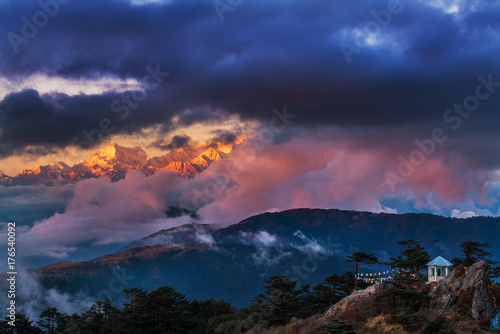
0, 138, 244, 186
24, 208, 500, 307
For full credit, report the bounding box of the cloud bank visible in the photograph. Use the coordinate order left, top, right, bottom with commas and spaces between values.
11, 133, 499, 261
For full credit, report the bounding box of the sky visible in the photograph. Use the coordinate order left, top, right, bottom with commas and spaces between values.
0, 0, 500, 263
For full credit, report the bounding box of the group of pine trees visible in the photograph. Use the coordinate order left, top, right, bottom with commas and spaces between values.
1, 239, 498, 333
0, 273, 364, 334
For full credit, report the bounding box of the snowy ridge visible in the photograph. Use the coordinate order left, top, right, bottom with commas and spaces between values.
1, 139, 242, 186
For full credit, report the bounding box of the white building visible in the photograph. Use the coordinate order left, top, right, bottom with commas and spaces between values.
427, 256, 453, 282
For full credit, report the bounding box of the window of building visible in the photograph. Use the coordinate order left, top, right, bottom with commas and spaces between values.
437, 267, 447, 277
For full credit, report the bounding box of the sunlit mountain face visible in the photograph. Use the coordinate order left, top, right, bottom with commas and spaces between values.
0, 137, 247, 186
0, 0, 500, 321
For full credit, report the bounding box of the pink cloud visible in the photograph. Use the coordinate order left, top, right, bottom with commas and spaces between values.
198, 140, 392, 224
15, 131, 498, 259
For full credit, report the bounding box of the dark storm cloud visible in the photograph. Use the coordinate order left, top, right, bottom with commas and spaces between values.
175, 107, 228, 127
212, 132, 236, 145
0, 88, 170, 156
166, 135, 191, 149
0, 0, 500, 168
150, 135, 191, 150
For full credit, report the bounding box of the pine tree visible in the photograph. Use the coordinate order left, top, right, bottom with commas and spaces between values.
305, 272, 344, 315
347, 252, 378, 291
324, 272, 343, 296
250, 275, 309, 327
453, 239, 500, 278
339, 270, 372, 297
189, 299, 235, 333
122, 287, 150, 331
458, 239, 496, 266
147, 285, 194, 333
0, 314, 41, 334
389, 239, 431, 283
37, 307, 68, 334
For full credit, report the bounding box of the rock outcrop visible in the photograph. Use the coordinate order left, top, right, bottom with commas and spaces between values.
325, 282, 389, 318
428, 260, 499, 320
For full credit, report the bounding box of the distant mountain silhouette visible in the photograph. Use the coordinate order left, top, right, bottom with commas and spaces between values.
26, 208, 500, 307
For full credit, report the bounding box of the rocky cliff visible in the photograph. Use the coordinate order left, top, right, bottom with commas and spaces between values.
428, 260, 499, 321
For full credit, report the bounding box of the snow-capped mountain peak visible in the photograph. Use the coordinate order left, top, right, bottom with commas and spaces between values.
86, 142, 149, 170
2, 138, 244, 186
